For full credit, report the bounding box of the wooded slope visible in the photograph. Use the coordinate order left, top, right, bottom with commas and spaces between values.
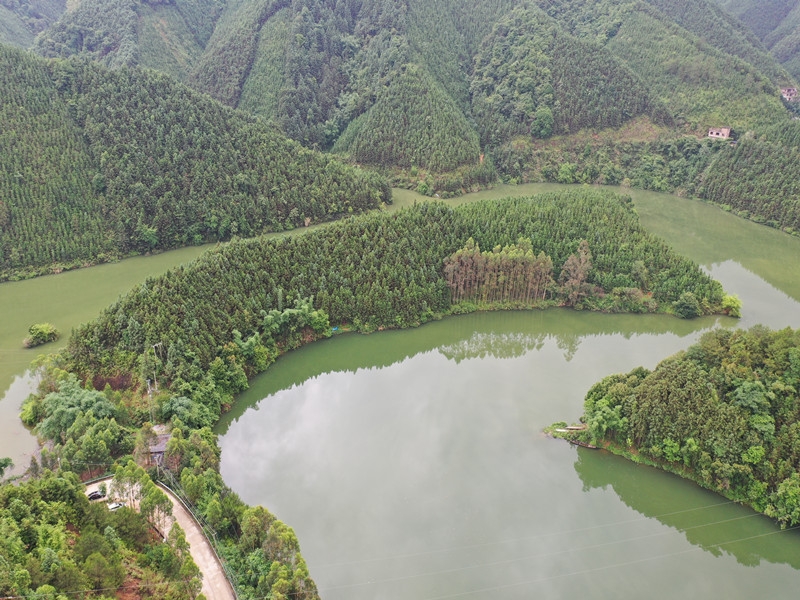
24, 0, 794, 168
699, 122, 800, 232
713, 0, 800, 81
0, 44, 389, 281
0, 0, 64, 47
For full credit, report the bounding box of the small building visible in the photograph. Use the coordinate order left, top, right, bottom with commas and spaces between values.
708, 127, 731, 140
148, 434, 171, 466
781, 87, 798, 102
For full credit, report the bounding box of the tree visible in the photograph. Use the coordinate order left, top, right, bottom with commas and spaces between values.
673, 291, 701, 319
167, 524, 202, 598
140, 483, 173, 538
0, 457, 12, 479
722, 294, 742, 317
767, 473, 800, 527
84, 551, 123, 590
531, 106, 554, 138
559, 240, 592, 306
37, 375, 117, 443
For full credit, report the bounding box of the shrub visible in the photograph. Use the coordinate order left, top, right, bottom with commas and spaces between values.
23, 323, 60, 347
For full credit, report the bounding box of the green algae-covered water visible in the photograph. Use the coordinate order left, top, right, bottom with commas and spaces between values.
217, 187, 800, 599
3, 186, 800, 597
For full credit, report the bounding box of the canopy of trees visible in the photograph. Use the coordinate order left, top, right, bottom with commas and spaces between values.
61, 189, 726, 428
0, 43, 389, 281
7, 0, 798, 230
578, 326, 800, 527
15, 0, 793, 177
712, 0, 800, 81
699, 121, 800, 233
0, 469, 202, 599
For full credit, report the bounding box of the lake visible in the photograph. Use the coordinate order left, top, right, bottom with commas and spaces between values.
216, 187, 800, 599
3, 185, 800, 597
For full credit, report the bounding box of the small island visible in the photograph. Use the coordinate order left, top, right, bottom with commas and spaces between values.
23, 323, 59, 348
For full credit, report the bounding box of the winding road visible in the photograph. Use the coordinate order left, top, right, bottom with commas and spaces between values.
86, 477, 236, 600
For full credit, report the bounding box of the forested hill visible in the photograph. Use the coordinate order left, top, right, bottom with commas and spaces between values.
712, 0, 800, 81
24, 0, 794, 169
0, 0, 63, 48
0, 44, 389, 281
575, 326, 800, 527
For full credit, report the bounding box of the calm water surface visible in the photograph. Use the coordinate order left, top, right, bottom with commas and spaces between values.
218, 187, 800, 599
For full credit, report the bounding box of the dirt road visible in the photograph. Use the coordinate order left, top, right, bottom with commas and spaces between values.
86, 477, 236, 600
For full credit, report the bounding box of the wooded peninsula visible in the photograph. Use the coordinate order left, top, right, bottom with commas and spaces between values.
559, 326, 800, 528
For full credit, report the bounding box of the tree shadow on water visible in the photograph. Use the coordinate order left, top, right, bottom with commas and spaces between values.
573, 448, 800, 569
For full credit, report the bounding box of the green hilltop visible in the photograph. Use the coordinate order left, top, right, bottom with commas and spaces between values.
24, 0, 796, 147
0, 44, 389, 281
712, 0, 800, 81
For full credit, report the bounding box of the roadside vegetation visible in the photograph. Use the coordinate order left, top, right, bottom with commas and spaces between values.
0, 468, 203, 599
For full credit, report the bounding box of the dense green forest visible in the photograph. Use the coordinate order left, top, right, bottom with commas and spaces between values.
569, 326, 800, 527
0, 44, 389, 281
469, 4, 672, 146
60, 189, 729, 422
333, 63, 482, 172
699, 121, 800, 232
0, 467, 205, 599
24, 0, 794, 160
6, 0, 799, 245
713, 0, 800, 81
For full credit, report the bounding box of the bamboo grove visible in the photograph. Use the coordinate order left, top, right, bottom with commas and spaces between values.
0, 44, 389, 281
577, 326, 800, 527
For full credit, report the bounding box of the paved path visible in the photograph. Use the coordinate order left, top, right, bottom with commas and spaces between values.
86, 477, 236, 600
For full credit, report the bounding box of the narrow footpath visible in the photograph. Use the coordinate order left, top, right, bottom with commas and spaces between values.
86, 478, 236, 600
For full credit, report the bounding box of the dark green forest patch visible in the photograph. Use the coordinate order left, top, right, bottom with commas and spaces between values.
558, 326, 800, 527
0, 45, 389, 281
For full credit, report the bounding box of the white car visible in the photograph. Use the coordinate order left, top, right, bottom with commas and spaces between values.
107, 502, 124, 511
